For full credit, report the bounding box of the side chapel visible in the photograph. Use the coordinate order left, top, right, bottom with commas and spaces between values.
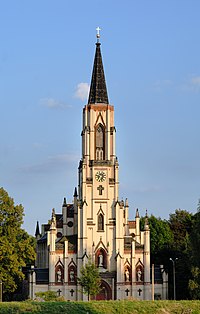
30, 31, 168, 301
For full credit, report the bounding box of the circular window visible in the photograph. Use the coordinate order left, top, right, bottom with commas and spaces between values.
67, 221, 73, 228
57, 232, 62, 238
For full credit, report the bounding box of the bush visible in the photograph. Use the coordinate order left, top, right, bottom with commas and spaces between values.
35, 291, 65, 302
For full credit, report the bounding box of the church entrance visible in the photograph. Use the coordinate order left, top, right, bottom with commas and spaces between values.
95, 280, 112, 300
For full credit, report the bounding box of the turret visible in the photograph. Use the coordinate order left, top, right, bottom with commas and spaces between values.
62, 197, 67, 235
124, 198, 129, 235
135, 208, 140, 242
49, 208, 56, 252
73, 187, 78, 234
49, 208, 57, 285
35, 221, 41, 239
144, 210, 150, 298
144, 210, 150, 231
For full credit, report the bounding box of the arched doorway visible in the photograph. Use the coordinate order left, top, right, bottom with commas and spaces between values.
96, 280, 112, 300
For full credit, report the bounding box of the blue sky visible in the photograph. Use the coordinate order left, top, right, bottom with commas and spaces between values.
1, 0, 200, 235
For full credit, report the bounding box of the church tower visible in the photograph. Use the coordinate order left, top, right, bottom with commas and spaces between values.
32, 30, 168, 302
77, 30, 120, 299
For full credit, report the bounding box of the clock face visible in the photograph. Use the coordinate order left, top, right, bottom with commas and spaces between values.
95, 171, 106, 182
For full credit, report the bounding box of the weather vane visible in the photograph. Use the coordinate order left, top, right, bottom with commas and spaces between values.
96, 26, 101, 42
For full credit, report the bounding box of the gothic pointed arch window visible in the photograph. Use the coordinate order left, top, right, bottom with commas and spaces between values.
96, 123, 104, 160
98, 213, 104, 231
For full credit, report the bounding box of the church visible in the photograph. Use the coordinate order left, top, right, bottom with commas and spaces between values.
29, 31, 168, 301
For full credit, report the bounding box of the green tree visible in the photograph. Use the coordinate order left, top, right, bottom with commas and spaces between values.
0, 187, 36, 298
169, 209, 193, 252
190, 200, 200, 265
168, 209, 193, 299
77, 258, 101, 301
188, 266, 200, 299
188, 203, 200, 299
141, 215, 174, 265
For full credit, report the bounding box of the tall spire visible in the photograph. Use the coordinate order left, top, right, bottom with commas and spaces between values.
88, 28, 109, 105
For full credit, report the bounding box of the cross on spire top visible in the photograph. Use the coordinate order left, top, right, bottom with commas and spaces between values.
96, 26, 101, 42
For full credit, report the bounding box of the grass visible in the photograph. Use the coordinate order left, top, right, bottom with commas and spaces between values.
0, 300, 200, 314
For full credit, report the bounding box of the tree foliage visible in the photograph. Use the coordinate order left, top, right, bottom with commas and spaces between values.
141, 210, 194, 299
187, 203, 200, 298
141, 214, 174, 266
188, 266, 200, 299
169, 209, 193, 252
77, 258, 101, 300
0, 187, 36, 297
189, 211, 200, 265
168, 209, 193, 299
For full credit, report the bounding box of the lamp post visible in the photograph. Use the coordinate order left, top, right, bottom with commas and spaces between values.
170, 258, 178, 300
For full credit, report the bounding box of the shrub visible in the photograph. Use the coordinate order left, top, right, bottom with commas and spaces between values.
35, 291, 65, 302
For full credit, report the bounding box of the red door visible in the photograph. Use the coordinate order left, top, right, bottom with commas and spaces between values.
95, 280, 112, 300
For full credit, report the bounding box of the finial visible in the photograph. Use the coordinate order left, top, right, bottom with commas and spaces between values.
96, 26, 101, 43
51, 208, 56, 222
63, 197, 67, 206
50, 208, 56, 229
136, 208, 140, 218
144, 210, 149, 230
35, 221, 40, 237
73, 187, 78, 198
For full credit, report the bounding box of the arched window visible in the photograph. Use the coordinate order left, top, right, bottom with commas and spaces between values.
98, 214, 104, 231
96, 124, 104, 160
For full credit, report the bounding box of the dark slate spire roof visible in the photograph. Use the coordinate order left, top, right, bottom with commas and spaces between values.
73, 187, 78, 197
35, 221, 40, 237
88, 41, 109, 105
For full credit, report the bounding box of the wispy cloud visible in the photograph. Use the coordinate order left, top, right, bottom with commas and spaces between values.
152, 76, 200, 93
20, 154, 78, 174
151, 79, 173, 92
190, 76, 200, 91
74, 82, 90, 101
39, 98, 71, 109
181, 75, 200, 93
